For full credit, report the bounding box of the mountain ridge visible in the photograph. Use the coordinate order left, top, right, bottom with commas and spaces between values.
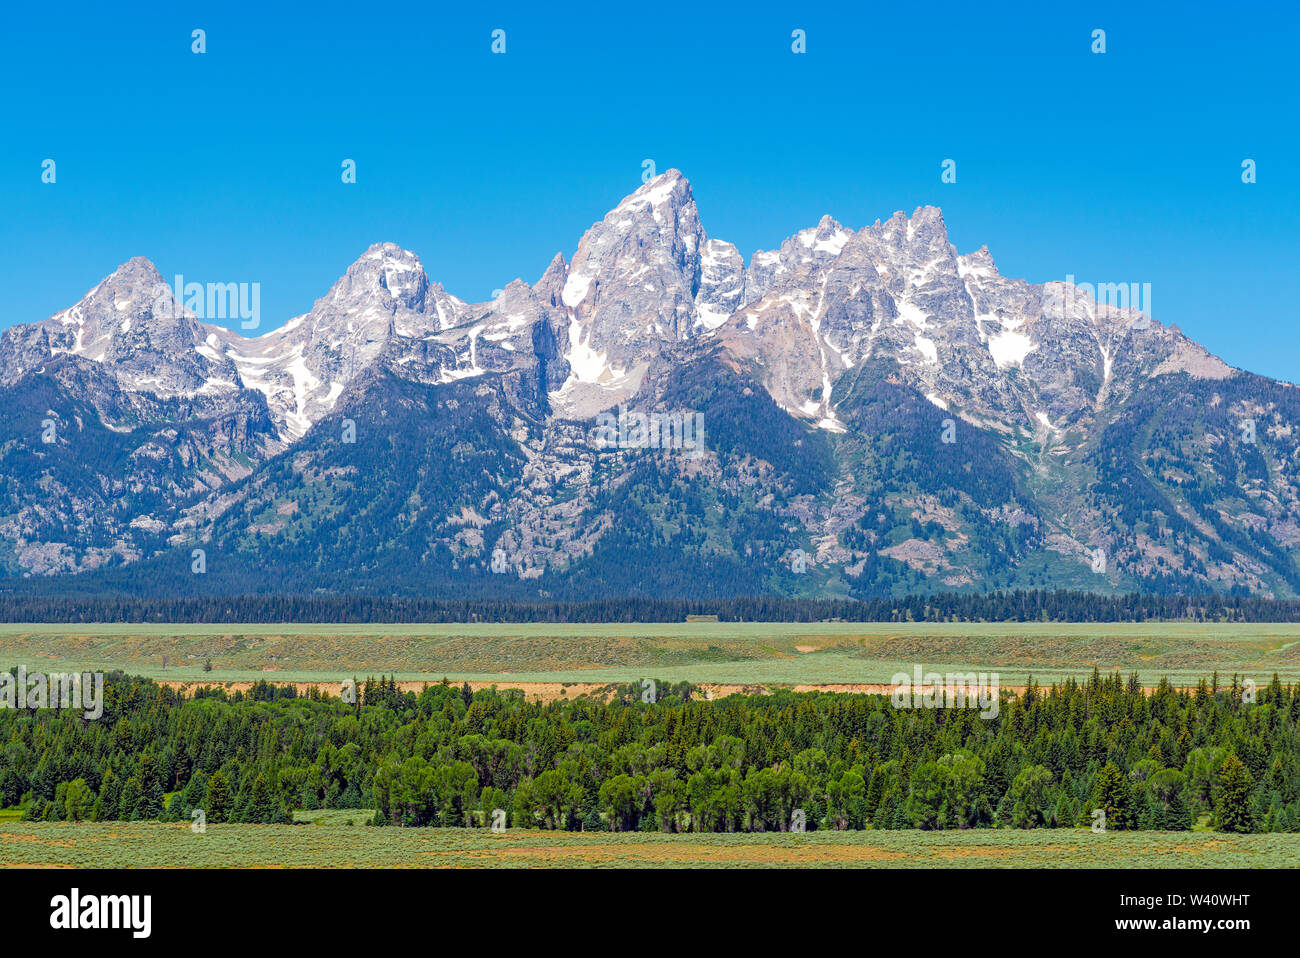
3, 171, 1296, 599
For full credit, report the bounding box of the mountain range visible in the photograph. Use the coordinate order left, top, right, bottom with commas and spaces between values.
4, 170, 1299, 600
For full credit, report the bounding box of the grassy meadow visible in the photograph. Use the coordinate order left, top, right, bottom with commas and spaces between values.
3, 623, 1299, 868
3, 819, 1298, 868
0, 622, 1297, 689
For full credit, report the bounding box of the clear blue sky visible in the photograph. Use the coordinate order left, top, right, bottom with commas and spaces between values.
3, 1, 1296, 381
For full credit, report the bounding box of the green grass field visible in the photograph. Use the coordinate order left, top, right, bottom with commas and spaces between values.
2, 820, 1296, 868
1, 622, 1297, 687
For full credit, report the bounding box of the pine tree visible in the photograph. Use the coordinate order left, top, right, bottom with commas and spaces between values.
1167, 782, 1193, 830
137, 754, 164, 819
1091, 762, 1136, 830
205, 771, 232, 824
119, 776, 144, 821
95, 768, 121, 821
180, 770, 208, 814
246, 773, 277, 823
1215, 755, 1257, 833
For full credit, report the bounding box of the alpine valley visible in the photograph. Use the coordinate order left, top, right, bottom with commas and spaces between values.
4, 171, 1299, 600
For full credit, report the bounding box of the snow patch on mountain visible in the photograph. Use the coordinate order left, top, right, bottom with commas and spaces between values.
987, 327, 1034, 368
562, 272, 593, 308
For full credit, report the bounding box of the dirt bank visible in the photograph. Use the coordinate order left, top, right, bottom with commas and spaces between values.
155, 678, 1184, 703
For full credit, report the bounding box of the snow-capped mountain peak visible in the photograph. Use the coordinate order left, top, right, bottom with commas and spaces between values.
2, 173, 1231, 446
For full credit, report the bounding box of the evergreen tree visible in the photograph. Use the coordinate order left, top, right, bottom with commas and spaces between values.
205, 771, 232, 824
137, 754, 164, 819
246, 773, 277, 823
94, 768, 121, 821
119, 776, 144, 821
1091, 762, 1137, 830
1215, 755, 1258, 833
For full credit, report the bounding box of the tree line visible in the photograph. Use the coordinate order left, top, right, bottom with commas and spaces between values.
4, 589, 1300, 624
4, 670, 1297, 834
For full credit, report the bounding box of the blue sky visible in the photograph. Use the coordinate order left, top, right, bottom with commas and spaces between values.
3, 1, 1296, 380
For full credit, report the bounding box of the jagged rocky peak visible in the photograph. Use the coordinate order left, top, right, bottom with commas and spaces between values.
489, 277, 534, 311
216, 243, 442, 440
741, 214, 854, 305
958, 244, 998, 279
94, 255, 168, 297
0, 254, 255, 397
465, 255, 570, 337
336, 242, 432, 312
291, 242, 473, 345
59, 255, 195, 352
561, 169, 708, 345
610, 166, 695, 219
905, 204, 949, 246
786, 213, 855, 271
808, 213, 853, 248
315, 244, 449, 327
549, 170, 730, 417
848, 207, 953, 273
532, 252, 569, 320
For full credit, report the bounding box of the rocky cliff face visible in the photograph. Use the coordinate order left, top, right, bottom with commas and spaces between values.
1, 171, 1293, 598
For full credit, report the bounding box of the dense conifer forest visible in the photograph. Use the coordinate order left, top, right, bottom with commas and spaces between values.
7, 671, 1296, 834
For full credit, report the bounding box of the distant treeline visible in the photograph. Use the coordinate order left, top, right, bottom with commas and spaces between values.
2, 589, 1300, 624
